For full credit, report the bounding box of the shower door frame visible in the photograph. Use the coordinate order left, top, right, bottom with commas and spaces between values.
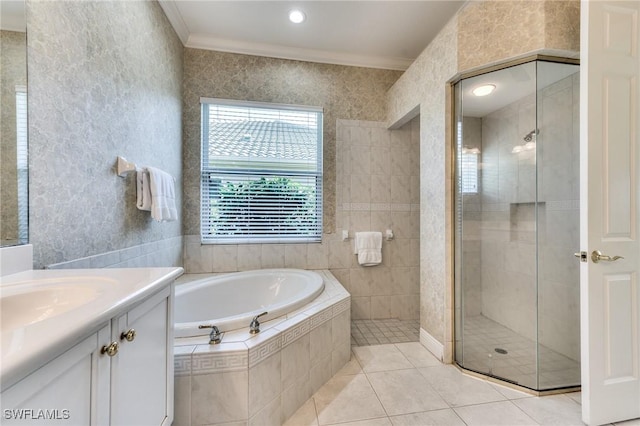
448, 55, 581, 395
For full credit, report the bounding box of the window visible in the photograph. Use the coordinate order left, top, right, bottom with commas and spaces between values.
200, 98, 323, 244
457, 121, 479, 194
460, 150, 479, 194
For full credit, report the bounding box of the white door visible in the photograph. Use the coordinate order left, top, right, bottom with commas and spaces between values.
580, 1, 640, 425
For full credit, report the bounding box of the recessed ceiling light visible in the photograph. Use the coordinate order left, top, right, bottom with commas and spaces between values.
289, 9, 306, 24
472, 84, 496, 97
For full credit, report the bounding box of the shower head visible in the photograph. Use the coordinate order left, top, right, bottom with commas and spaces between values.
523, 129, 538, 142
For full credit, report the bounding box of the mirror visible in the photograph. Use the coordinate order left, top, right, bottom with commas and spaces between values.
1, 0, 28, 247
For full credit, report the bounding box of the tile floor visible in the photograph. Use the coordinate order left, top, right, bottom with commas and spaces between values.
351, 319, 420, 346
460, 315, 581, 390
283, 343, 640, 426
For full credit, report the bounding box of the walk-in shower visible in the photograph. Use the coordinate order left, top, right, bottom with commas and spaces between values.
453, 58, 580, 392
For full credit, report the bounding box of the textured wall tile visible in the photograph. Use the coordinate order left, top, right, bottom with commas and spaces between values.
27, 0, 183, 268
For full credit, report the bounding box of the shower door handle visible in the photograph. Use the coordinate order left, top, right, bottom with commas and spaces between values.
591, 250, 624, 263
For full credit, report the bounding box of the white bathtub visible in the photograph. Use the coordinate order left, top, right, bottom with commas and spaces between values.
174, 269, 324, 338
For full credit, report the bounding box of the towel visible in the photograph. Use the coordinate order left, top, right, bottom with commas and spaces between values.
354, 232, 382, 266
147, 166, 178, 222
136, 169, 152, 211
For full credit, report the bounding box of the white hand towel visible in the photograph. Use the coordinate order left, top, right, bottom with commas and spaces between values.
354, 231, 382, 266
136, 169, 152, 211
147, 166, 178, 222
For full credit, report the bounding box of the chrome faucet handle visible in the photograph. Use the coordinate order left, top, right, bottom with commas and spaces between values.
199, 324, 222, 344
249, 312, 268, 334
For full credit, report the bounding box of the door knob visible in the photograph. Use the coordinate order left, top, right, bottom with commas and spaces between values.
591, 250, 624, 263
101, 342, 119, 357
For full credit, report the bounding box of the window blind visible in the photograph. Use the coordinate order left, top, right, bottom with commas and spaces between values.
200, 99, 323, 244
460, 152, 478, 194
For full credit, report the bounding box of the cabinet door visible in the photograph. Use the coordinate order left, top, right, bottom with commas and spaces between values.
110, 286, 172, 426
1, 324, 111, 425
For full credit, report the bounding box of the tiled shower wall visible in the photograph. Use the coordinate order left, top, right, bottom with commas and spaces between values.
184, 118, 420, 320
334, 119, 420, 320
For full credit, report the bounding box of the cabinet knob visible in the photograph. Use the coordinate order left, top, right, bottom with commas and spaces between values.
120, 328, 136, 342
101, 342, 119, 357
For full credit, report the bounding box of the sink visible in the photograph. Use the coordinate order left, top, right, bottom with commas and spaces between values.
1, 285, 105, 332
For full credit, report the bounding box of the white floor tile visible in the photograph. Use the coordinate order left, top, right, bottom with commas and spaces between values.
489, 382, 534, 400
314, 374, 387, 425
566, 391, 581, 405
614, 419, 640, 425
513, 394, 584, 425
389, 408, 466, 426
326, 417, 392, 426
367, 369, 449, 415
454, 401, 539, 425
352, 344, 413, 373
394, 342, 441, 367
418, 365, 506, 407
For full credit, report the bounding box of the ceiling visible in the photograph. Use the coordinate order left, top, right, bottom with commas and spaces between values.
158, 1, 466, 70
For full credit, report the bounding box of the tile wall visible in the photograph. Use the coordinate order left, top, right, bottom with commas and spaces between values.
334, 119, 421, 320
386, 0, 579, 361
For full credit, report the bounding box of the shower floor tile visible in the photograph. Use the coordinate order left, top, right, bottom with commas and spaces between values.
459, 315, 581, 390
351, 319, 419, 346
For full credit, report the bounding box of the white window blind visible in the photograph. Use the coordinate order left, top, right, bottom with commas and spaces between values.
200, 99, 323, 244
460, 152, 478, 194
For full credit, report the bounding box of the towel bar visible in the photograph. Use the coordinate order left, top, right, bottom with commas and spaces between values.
116, 156, 137, 177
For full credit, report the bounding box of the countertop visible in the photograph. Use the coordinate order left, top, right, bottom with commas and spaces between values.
0, 267, 183, 391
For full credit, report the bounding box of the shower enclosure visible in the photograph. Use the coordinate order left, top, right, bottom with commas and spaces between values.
453, 59, 580, 391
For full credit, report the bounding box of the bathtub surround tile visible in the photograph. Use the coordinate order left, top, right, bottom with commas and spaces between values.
249, 352, 281, 417
282, 334, 311, 389
310, 352, 334, 395
249, 395, 282, 426
310, 320, 333, 366
191, 370, 249, 424
282, 374, 313, 421
173, 375, 191, 426
285, 244, 309, 269
237, 244, 262, 271
173, 270, 350, 426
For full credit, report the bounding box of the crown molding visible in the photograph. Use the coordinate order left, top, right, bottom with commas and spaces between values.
186, 34, 413, 71
158, 0, 189, 44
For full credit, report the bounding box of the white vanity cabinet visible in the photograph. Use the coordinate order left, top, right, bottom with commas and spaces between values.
1, 324, 112, 425
1, 282, 175, 426
109, 286, 173, 426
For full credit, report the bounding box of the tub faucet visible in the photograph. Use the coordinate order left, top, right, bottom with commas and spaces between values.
199, 324, 222, 344
249, 312, 268, 334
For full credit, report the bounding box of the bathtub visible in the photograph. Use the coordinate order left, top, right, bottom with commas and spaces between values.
173, 270, 351, 426
174, 268, 324, 338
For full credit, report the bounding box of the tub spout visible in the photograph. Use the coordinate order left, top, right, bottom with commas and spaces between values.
199, 324, 222, 344
249, 312, 268, 334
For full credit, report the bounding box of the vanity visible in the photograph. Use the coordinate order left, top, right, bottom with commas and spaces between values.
0, 267, 183, 425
